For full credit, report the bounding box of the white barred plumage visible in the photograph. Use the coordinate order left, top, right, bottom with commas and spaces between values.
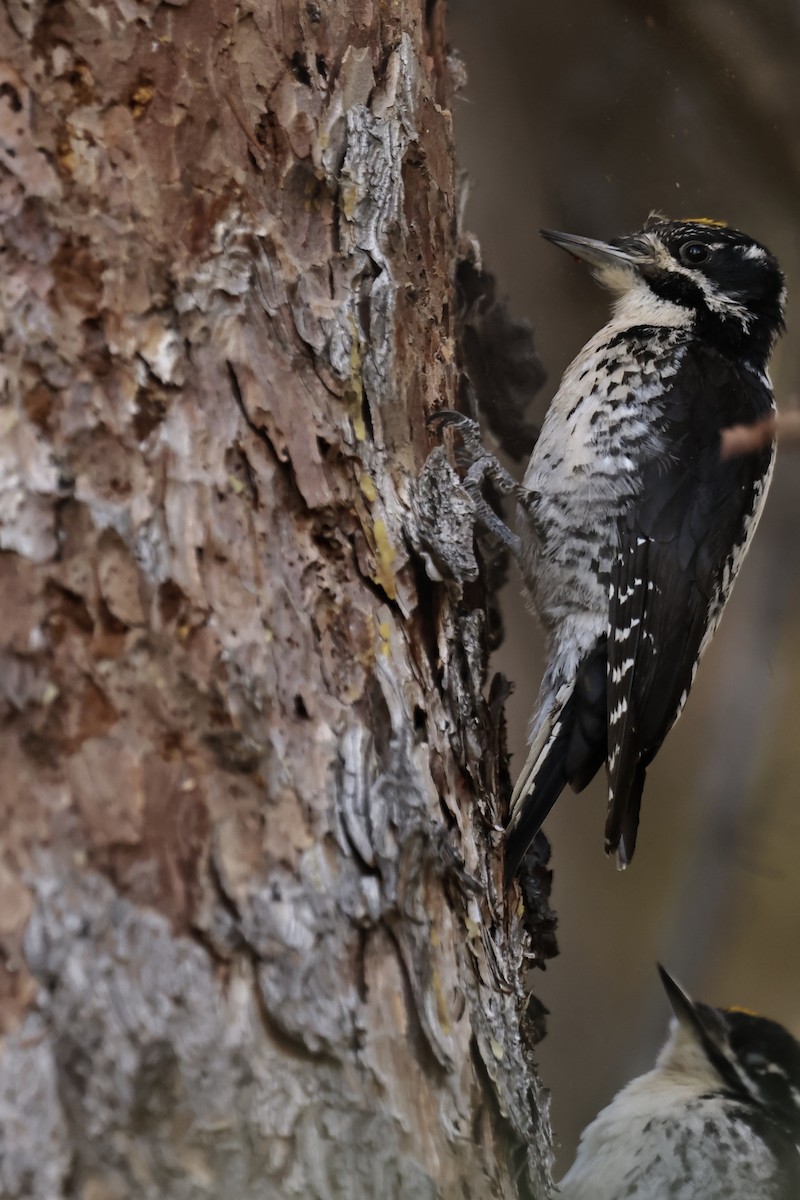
463, 216, 786, 878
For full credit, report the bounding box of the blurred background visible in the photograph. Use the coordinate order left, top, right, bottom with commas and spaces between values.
448, 0, 800, 1177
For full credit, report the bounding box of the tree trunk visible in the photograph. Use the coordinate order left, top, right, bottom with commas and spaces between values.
0, 1, 555, 1196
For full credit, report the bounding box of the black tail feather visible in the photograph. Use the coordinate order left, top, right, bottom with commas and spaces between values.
505, 642, 609, 884
504, 708, 574, 886
605, 761, 647, 865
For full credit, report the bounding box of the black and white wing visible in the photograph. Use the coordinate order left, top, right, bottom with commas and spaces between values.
605, 346, 775, 864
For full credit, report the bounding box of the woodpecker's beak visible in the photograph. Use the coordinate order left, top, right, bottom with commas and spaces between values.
658, 964, 726, 1046
658, 965, 699, 1029
540, 229, 645, 271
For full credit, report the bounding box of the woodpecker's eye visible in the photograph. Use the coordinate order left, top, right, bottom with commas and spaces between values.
680, 242, 710, 266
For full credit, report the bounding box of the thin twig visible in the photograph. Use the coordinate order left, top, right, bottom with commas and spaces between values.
720, 411, 800, 459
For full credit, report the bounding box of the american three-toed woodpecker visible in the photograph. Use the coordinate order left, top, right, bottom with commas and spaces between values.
559, 966, 800, 1200
441, 215, 786, 876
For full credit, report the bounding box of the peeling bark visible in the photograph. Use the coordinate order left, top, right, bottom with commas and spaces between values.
0, 2, 554, 1196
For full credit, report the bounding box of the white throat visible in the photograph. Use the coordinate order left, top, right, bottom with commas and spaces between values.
653, 1020, 724, 1091
605, 273, 694, 330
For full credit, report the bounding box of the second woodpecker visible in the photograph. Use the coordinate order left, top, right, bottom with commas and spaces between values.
488, 215, 785, 876
559, 967, 800, 1199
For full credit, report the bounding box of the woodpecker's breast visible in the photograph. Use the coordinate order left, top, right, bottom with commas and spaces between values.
518, 323, 689, 629
559, 1073, 792, 1200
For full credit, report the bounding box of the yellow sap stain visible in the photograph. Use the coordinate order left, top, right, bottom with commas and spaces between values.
359, 473, 377, 502
130, 84, 155, 118
372, 519, 397, 600
377, 619, 392, 657
57, 134, 76, 176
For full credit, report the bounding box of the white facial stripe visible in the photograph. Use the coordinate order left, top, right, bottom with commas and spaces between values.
696, 276, 752, 325
726, 1050, 770, 1103
744, 244, 767, 261
643, 234, 754, 329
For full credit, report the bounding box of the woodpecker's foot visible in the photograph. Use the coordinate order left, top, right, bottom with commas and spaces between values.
428, 412, 523, 555
428, 412, 532, 503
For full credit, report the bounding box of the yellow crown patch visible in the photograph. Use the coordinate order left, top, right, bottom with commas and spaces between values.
724, 1005, 760, 1018
681, 217, 729, 227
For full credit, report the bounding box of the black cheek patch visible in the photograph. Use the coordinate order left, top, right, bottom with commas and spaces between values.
644, 268, 705, 311
705, 257, 763, 299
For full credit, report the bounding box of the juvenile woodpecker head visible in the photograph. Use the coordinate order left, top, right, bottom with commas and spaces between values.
657, 965, 800, 1140
541, 216, 786, 367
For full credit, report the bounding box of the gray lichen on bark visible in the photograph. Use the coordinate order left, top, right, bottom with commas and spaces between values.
0, 1, 555, 1196
407, 447, 480, 582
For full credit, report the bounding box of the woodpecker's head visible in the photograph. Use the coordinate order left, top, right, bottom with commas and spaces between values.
541, 216, 786, 367
656, 965, 800, 1139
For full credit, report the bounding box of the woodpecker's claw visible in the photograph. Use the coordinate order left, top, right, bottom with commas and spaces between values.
428, 410, 523, 555
426, 410, 482, 438
428, 412, 486, 472
426, 410, 464, 427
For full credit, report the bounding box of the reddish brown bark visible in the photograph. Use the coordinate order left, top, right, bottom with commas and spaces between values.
0, 2, 554, 1196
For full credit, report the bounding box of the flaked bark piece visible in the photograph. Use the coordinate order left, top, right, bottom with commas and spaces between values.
456, 246, 546, 462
